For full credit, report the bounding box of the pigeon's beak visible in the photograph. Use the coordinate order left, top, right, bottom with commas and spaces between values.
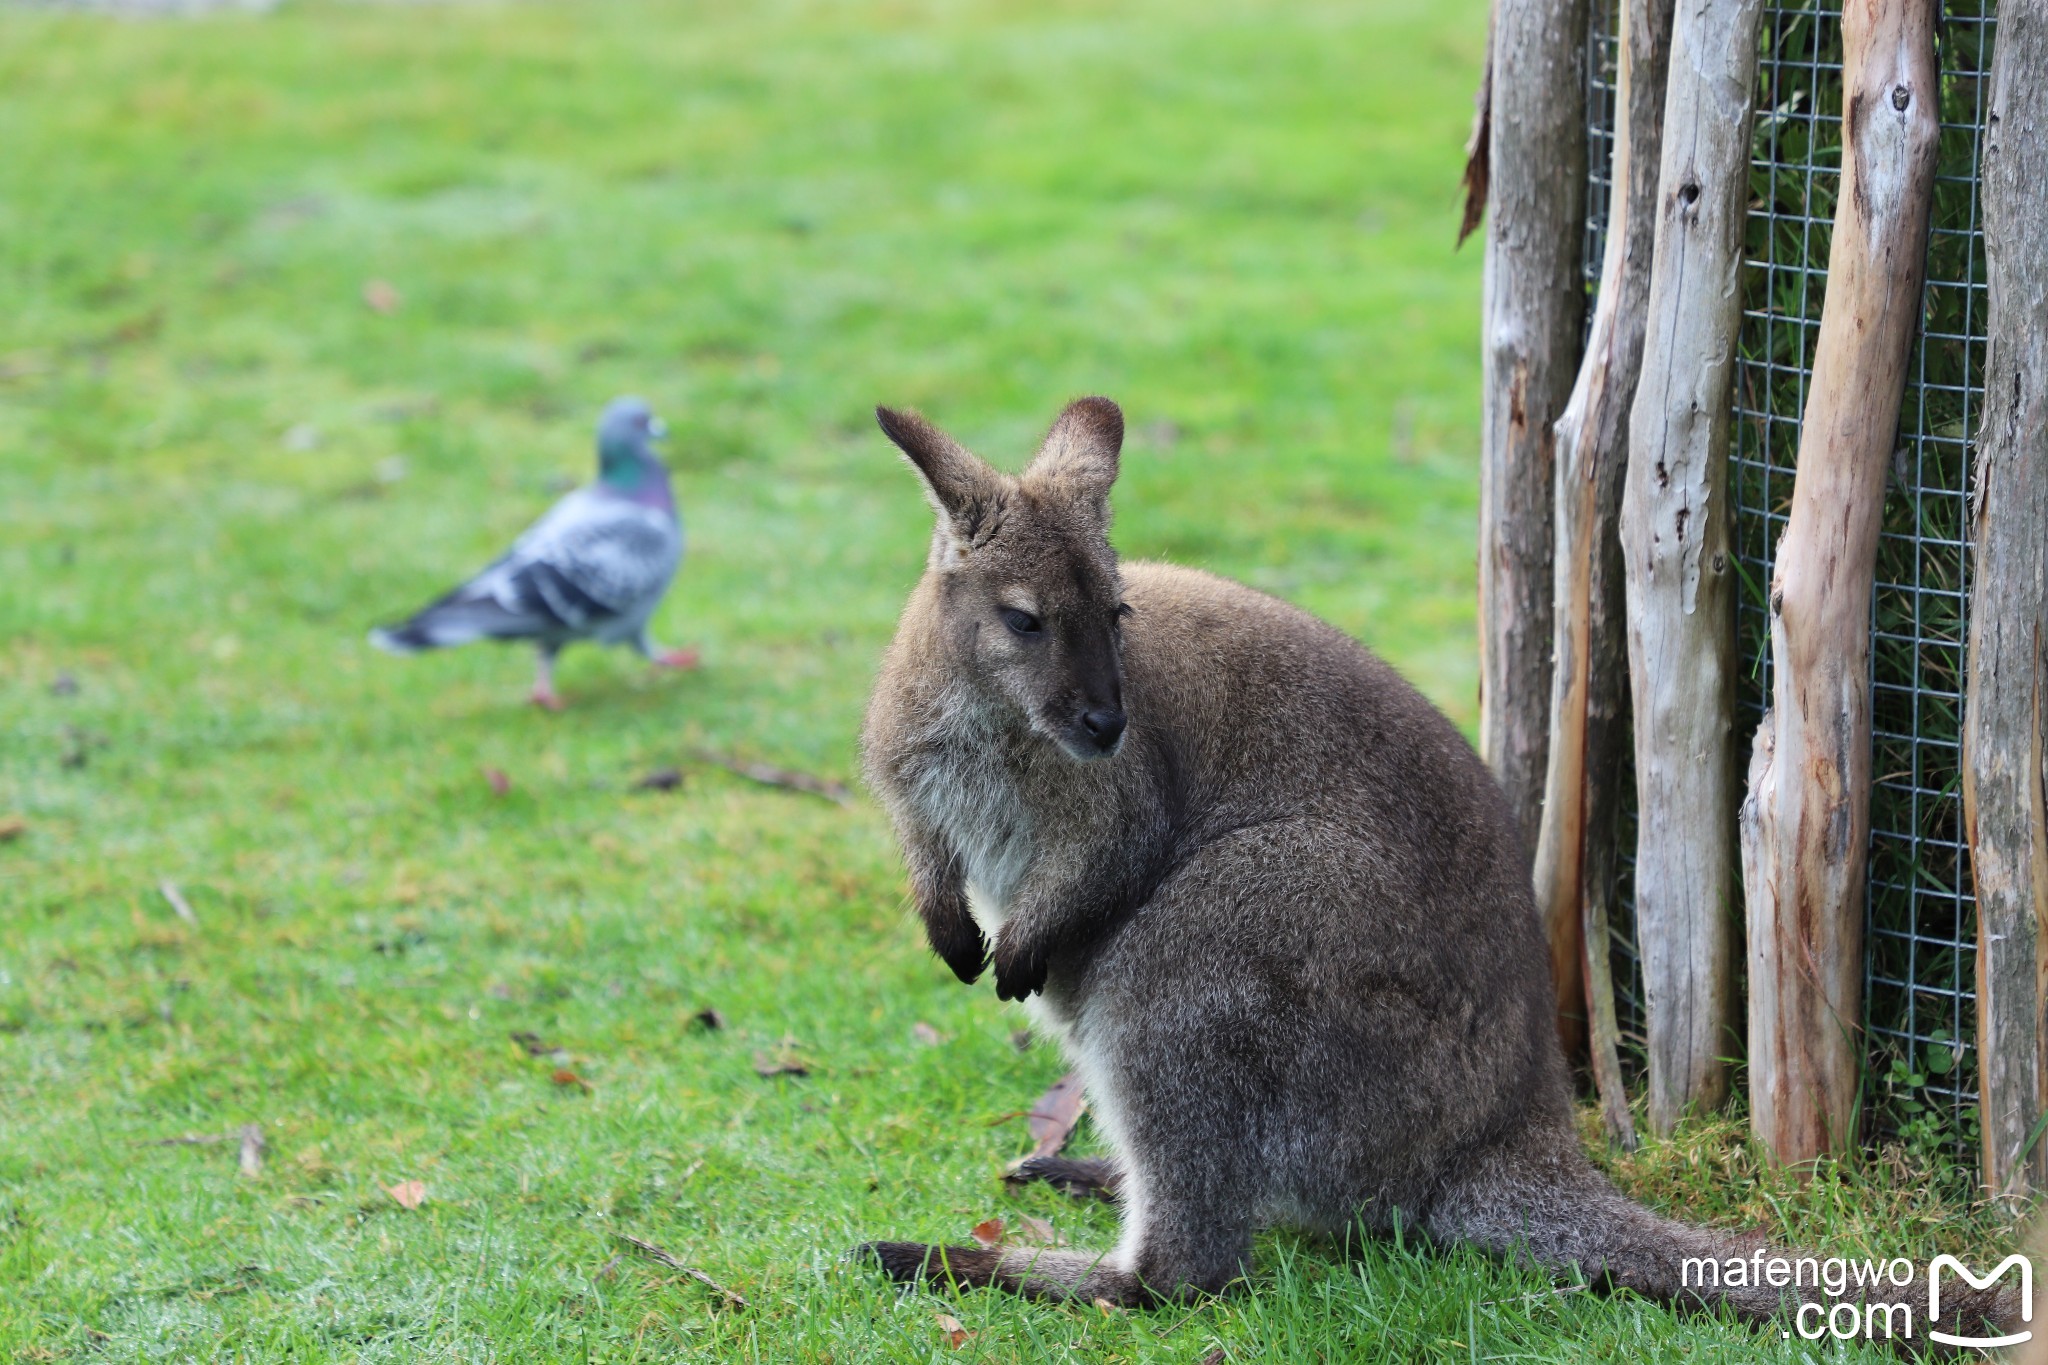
648, 417, 669, 440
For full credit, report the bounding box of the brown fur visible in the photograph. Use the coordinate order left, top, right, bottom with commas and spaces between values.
853, 398, 2015, 1351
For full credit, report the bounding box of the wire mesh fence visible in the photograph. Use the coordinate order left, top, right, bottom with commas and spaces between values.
1579, 0, 1995, 1161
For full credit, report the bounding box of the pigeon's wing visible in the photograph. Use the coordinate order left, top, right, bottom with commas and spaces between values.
490, 496, 681, 636
370, 490, 679, 653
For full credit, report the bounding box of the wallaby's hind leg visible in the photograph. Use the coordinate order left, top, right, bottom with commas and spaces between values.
855, 1178, 1248, 1306
1005, 1154, 1123, 1203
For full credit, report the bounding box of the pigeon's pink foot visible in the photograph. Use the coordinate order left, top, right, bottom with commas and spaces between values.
529, 684, 566, 711
656, 648, 700, 670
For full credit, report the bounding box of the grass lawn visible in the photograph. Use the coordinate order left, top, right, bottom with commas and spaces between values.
0, 0, 2019, 1359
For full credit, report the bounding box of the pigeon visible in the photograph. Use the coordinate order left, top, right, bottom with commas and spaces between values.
369, 396, 696, 709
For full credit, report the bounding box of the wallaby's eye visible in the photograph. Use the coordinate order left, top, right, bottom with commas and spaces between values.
1001, 608, 1042, 636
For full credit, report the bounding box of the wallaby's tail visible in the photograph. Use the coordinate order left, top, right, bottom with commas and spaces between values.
1424, 1136, 2018, 1355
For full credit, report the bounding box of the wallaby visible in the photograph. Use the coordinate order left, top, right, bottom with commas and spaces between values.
854, 396, 2015, 1346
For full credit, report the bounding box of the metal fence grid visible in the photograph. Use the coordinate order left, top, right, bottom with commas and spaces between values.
1581, 0, 1995, 1157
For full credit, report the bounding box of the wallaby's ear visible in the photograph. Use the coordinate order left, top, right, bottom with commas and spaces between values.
1024, 396, 1123, 509
875, 405, 1006, 562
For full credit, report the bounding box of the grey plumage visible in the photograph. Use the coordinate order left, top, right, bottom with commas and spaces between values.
369, 396, 695, 706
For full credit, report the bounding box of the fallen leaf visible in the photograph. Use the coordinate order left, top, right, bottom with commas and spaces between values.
362, 279, 402, 314
970, 1217, 1004, 1249
237, 1123, 265, 1178
159, 880, 198, 926
1014, 1214, 1061, 1245
0, 816, 25, 842
612, 1232, 747, 1308
550, 1068, 592, 1092
483, 767, 510, 797
1010, 1028, 1032, 1052
696, 750, 853, 805
383, 1180, 426, 1210
1197, 1350, 1227, 1365
935, 1313, 971, 1348
911, 1022, 944, 1046
691, 1008, 726, 1031
752, 1054, 808, 1079
1093, 1296, 1122, 1315
633, 767, 684, 792
1027, 1072, 1086, 1158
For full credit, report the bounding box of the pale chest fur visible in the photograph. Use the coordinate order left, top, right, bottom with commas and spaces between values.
879, 681, 1035, 933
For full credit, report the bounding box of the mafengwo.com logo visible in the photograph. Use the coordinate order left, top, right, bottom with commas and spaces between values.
1680, 1250, 2032, 1349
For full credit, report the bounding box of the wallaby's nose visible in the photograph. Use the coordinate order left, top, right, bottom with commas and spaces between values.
1081, 708, 1127, 751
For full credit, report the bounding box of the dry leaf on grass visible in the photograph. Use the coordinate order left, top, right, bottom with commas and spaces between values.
237, 1124, 265, 1178
1013, 1214, 1061, 1245
612, 1232, 748, 1308
911, 1022, 944, 1046
969, 1217, 1004, 1249
483, 767, 510, 797
362, 279, 402, 313
752, 1054, 808, 1079
383, 1180, 426, 1210
159, 880, 198, 925
1197, 1350, 1227, 1365
0, 816, 26, 842
1027, 1072, 1086, 1157
633, 767, 684, 792
1093, 1296, 1122, 1315
696, 751, 852, 805
550, 1068, 592, 1092
935, 1313, 971, 1348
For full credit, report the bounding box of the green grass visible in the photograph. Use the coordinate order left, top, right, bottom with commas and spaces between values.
0, 1, 2018, 1360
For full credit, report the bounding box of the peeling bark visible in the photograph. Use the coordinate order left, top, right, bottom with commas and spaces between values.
1459, 10, 1494, 248
1620, 0, 1763, 1137
1738, 0, 1940, 1166
1964, 0, 2048, 1202
1481, 0, 1589, 860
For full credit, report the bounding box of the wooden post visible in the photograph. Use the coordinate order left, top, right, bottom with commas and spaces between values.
1620, 0, 1763, 1137
1480, 0, 1588, 861
1737, 0, 1939, 1165
1965, 0, 2048, 1202
1533, 0, 1672, 1137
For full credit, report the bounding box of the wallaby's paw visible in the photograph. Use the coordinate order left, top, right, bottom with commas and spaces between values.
1005, 1155, 1122, 1202
851, 1241, 1002, 1288
927, 912, 989, 986
991, 934, 1047, 1000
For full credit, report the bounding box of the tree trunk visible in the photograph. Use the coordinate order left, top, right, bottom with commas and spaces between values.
1965, 0, 2048, 1203
1480, 0, 1588, 862
1535, 0, 1672, 1131
1620, 0, 1763, 1138
1737, 0, 1939, 1166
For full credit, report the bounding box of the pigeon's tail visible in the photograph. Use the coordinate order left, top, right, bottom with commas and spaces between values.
369, 595, 542, 654
368, 623, 432, 655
